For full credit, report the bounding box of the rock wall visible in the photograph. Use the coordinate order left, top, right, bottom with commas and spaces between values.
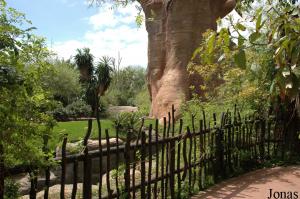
140, 0, 236, 120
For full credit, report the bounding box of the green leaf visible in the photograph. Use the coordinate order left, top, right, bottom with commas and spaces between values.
249, 32, 261, 43
274, 46, 283, 61
234, 49, 246, 69
135, 14, 144, 27
238, 35, 245, 47
292, 66, 300, 77
256, 9, 262, 31
192, 46, 202, 60
236, 23, 246, 31
207, 33, 216, 54
25, 27, 37, 32
269, 80, 276, 94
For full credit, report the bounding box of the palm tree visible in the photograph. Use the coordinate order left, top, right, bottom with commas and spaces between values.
95, 56, 113, 96
74, 48, 94, 82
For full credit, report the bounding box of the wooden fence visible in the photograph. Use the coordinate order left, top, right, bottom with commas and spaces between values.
2, 106, 286, 199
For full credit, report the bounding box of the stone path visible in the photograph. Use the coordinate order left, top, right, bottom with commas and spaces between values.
192, 166, 300, 199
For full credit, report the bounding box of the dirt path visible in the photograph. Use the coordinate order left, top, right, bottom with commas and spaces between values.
107, 106, 138, 115
192, 166, 300, 199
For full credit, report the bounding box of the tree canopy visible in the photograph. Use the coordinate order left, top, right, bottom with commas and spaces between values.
0, 0, 58, 167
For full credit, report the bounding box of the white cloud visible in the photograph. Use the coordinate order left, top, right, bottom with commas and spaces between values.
51, 40, 85, 59
51, 3, 148, 67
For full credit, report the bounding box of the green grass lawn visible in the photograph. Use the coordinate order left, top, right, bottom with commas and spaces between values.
53, 119, 116, 142
53, 119, 157, 142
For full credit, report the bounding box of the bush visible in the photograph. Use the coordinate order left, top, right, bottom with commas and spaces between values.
99, 96, 109, 115
180, 98, 257, 131
42, 59, 83, 106
134, 85, 150, 116
51, 100, 92, 121
105, 66, 146, 106
4, 179, 20, 199
113, 111, 143, 138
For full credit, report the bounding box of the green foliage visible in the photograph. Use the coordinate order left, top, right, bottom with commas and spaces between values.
50, 100, 92, 121
4, 178, 19, 199
42, 59, 83, 106
99, 96, 110, 114
74, 48, 94, 81
113, 111, 143, 138
95, 56, 113, 96
134, 85, 151, 115
188, 0, 300, 118
231, 0, 300, 106
105, 66, 147, 106
53, 119, 116, 141
0, 0, 57, 167
74, 49, 114, 114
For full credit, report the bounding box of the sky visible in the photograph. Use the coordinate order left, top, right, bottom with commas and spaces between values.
6, 0, 148, 67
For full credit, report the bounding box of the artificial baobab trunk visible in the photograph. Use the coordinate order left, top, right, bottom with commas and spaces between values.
139, 0, 236, 120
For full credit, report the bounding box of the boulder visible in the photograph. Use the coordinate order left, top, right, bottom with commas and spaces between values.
20, 183, 99, 199
55, 138, 124, 157
13, 172, 58, 195
54, 138, 125, 184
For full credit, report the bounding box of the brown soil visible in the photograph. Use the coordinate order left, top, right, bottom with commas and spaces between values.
192, 166, 300, 199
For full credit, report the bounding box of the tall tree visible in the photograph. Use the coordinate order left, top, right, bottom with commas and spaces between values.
95, 56, 113, 96
0, 0, 57, 184
42, 59, 82, 106
74, 48, 94, 82
94, 0, 236, 119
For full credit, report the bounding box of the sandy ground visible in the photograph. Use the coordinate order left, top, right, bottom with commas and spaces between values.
107, 106, 138, 114
192, 166, 300, 199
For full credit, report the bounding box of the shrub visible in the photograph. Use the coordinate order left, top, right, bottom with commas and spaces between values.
106, 66, 146, 106
4, 179, 20, 199
42, 59, 83, 106
51, 100, 92, 121
134, 85, 150, 116
99, 96, 109, 115
113, 112, 143, 138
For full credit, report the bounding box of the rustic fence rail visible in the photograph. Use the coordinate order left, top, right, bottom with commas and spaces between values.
1, 106, 289, 199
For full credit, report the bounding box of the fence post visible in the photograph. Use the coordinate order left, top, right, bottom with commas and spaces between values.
216, 113, 225, 180
29, 169, 38, 199
60, 135, 68, 199
71, 160, 78, 199
96, 102, 103, 199
259, 119, 266, 160
154, 119, 159, 199
177, 119, 183, 198
43, 135, 50, 199
227, 116, 233, 172
132, 118, 144, 199
169, 139, 176, 199
164, 112, 171, 197
187, 127, 192, 195
0, 143, 4, 199
216, 129, 226, 178
124, 131, 131, 199
105, 130, 112, 198
160, 117, 166, 198
83, 119, 92, 199
140, 131, 146, 199
147, 125, 153, 199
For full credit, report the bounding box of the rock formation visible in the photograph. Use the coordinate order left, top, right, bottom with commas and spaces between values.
139, 0, 236, 119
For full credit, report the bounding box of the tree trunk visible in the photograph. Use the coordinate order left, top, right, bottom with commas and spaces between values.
139, 0, 236, 120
